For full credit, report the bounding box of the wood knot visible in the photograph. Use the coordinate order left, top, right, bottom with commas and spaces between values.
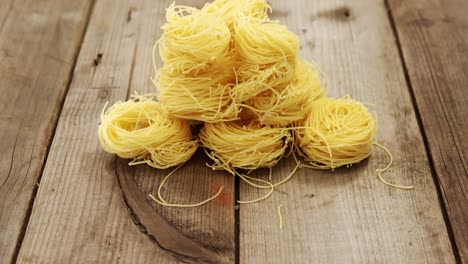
127, 7, 136, 23
317, 6, 354, 22
93, 53, 103, 66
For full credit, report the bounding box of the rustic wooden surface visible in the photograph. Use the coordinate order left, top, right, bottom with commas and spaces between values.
388, 0, 468, 261
0, 0, 466, 263
0, 0, 93, 262
117, 149, 234, 263
16, 0, 175, 263
238, 0, 454, 263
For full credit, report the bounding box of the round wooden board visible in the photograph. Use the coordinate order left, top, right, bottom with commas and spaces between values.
115, 149, 235, 263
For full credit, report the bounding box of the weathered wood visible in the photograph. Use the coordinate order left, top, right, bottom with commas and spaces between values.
239, 0, 456, 263
0, 0, 93, 262
15, 0, 194, 262
388, 0, 468, 261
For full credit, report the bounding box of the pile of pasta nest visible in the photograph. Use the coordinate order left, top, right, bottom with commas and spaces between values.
98, 0, 412, 207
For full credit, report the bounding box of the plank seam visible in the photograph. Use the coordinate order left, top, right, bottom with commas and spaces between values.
9, 0, 98, 263
383, 1, 461, 263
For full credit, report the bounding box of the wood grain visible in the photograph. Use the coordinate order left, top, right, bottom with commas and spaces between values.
16, 0, 187, 262
239, 0, 456, 263
0, 0, 93, 262
388, 0, 468, 261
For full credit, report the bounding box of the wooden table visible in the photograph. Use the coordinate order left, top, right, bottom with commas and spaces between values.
1, 0, 467, 263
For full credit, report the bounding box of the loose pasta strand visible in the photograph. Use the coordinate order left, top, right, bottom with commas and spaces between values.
149, 163, 225, 208
295, 97, 377, 170
98, 94, 198, 169
374, 143, 414, 190
278, 204, 284, 229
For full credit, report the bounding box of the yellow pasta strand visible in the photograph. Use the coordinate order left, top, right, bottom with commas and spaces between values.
240, 59, 327, 126
374, 143, 414, 190
148, 163, 224, 208
232, 61, 296, 103
295, 96, 377, 169
237, 174, 275, 204
234, 159, 299, 204
278, 204, 284, 229
98, 95, 198, 169
159, 3, 231, 73
200, 120, 291, 172
202, 0, 271, 32
234, 16, 299, 65
157, 64, 240, 122
200, 120, 302, 205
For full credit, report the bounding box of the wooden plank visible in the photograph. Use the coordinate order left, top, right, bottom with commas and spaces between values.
15, 0, 204, 262
0, 0, 93, 262
387, 0, 468, 261
239, 0, 456, 263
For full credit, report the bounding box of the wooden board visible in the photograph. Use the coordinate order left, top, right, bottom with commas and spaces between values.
16, 0, 187, 262
239, 0, 456, 263
117, 149, 235, 263
9, 0, 465, 263
0, 0, 93, 262
388, 0, 468, 261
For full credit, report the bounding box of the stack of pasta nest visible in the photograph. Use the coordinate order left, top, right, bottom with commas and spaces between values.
99, 0, 392, 206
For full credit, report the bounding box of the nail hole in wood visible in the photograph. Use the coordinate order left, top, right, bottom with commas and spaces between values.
93, 53, 103, 66
343, 8, 350, 18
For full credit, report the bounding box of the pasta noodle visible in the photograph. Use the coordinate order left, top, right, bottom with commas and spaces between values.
278, 204, 284, 229
295, 96, 377, 169
374, 143, 414, 190
200, 120, 301, 204
200, 120, 291, 173
159, 3, 231, 73
234, 16, 299, 65
148, 164, 225, 208
202, 0, 271, 32
240, 59, 326, 126
156, 64, 240, 122
232, 61, 295, 102
98, 95, 198, 169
